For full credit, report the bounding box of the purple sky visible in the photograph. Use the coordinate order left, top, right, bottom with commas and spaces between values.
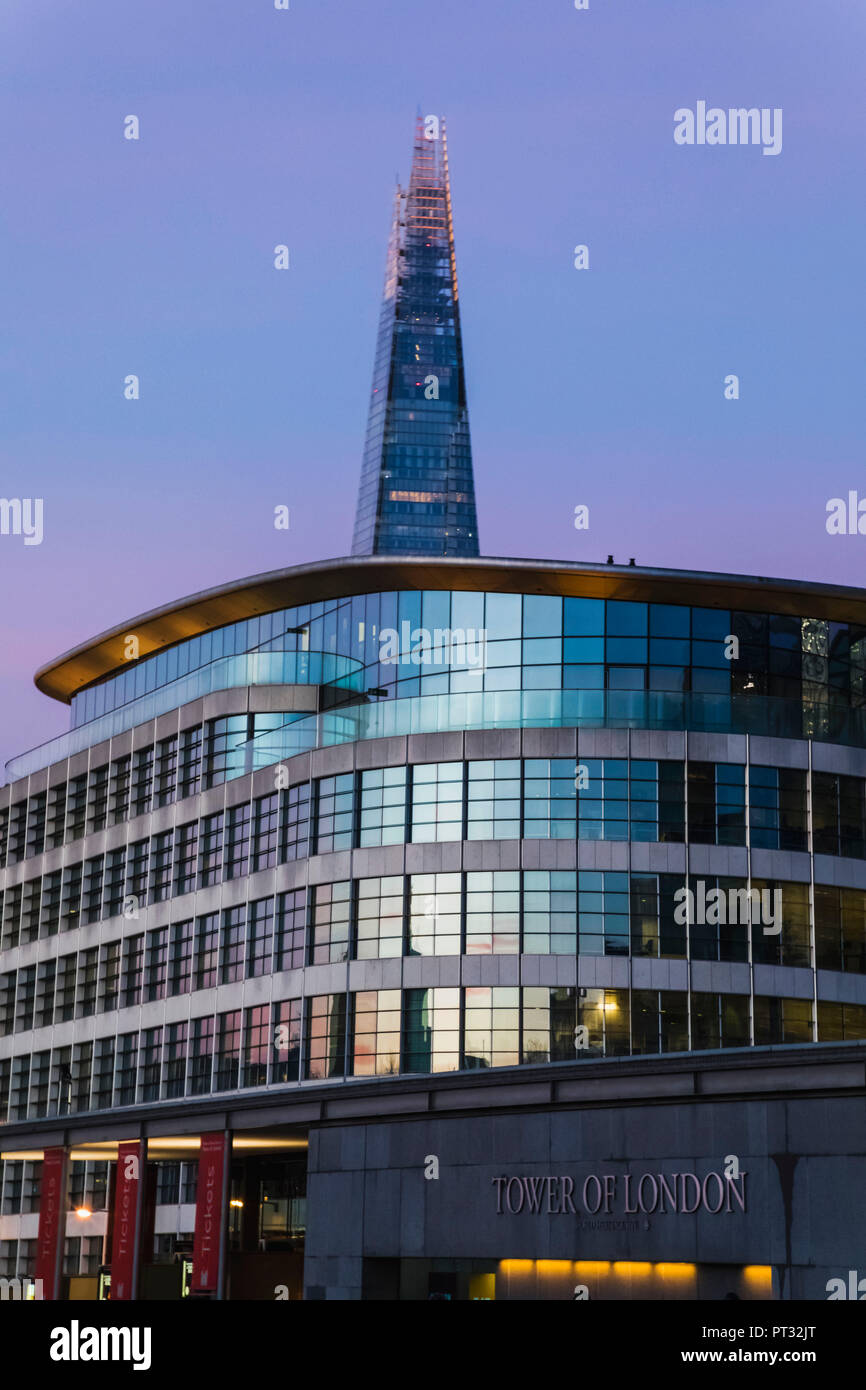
1, 0, 864, 771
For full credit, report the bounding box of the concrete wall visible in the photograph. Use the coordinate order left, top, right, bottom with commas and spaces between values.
304, 1089, 866, 1300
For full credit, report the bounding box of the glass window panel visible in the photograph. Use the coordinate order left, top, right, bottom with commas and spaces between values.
484, 639, 522, 668
563, 665, 604, 689
650, 604, 690, 637
522, 638, 561, 665
451, 591, 484, 632
522, 595, 562, 637
564, 636, 605, 663
650, 638, 690, 665
484, 592, 522, 640
606, 601, 647, 636
606, 637, 647, 663
563, 597, 605, 636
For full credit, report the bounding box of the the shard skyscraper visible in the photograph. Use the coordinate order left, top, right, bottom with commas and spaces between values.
352, 115, 480, 557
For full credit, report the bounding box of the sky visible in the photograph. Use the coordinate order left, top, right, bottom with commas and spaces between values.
1, 0, 864, 770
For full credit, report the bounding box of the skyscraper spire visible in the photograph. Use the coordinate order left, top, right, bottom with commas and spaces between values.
352, 114, 480, 557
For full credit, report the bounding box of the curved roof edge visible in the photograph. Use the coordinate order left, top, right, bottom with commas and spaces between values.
35, 554, 866, 705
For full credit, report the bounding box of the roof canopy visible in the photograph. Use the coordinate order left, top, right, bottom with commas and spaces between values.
35, 554, 866, 704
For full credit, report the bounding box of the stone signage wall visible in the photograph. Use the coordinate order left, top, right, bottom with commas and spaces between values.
303, 1083, 866, 1301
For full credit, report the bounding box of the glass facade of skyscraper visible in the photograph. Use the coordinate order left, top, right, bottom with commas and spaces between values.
352, 116, 479, 558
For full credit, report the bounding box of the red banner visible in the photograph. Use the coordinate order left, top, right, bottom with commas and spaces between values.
111, 1140, 143, 1300
192, 1132, 229, 1294
35, 1147, 68, 1300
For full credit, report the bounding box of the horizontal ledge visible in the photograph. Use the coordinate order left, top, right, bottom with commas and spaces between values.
698, 1061, 865, 1094
430, 1081, 553, 1111
555, 1073, 696, 1103
323, 1091, 428, 1120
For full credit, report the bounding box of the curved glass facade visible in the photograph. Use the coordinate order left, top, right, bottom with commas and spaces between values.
53, 588, 866, 768
8, 650, 362, 781
240, 689, 866, 770
2, 727, 866, 1119
2, 567, 866, 1127
71, 637, 365, 728
72, 591, 866, 727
